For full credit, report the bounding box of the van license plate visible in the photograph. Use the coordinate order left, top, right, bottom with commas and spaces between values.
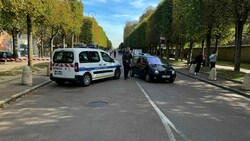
162, 75, 170, 78
54, 71, 62, 75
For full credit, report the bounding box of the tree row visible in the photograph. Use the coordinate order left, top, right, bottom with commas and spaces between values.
123, 0, 250, 71
0, 0, 111, 66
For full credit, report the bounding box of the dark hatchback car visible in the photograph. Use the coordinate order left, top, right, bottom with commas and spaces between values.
0, 51, 13, 62
130, 55, 176, 83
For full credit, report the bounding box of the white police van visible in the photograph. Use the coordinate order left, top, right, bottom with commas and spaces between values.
50, 48, 121, 86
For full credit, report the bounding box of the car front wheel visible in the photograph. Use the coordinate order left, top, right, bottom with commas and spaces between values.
145, 73, 151, 82
168, 76, 176, 83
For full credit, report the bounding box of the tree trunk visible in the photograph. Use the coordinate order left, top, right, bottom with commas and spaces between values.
27, 14, 33, 67
50, 27, 59, 59
50, 37, 54, 59
187, 41, 193, 64
166, 40, 170, 59
11, 29, 18, 59
202, 39, 205, 66
174, 44, 179, 61
215, 34, 219, 54
62, 34, 66, 48
71, 33, 74, 48
234, 22, 243, 72
205, 27, 212, 67
41, 36, 44, 58
180, 43, 183, 61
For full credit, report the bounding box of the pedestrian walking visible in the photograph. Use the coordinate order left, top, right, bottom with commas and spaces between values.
194, 52, 203, 75
209, 51, 217, 70
114, 50, 117, 58
122, 47, 132, 80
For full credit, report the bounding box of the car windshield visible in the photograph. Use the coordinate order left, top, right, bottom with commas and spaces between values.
147, 57, 163, 65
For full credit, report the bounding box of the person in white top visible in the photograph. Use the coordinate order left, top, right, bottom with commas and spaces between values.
209, 51, 217, 70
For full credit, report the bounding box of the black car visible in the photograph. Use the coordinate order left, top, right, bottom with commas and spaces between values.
130, 55, 176, 83
0, 51, 13, 62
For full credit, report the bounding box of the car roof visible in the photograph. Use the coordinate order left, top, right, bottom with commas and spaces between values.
139, 55, 158, 58
54, 48, 104, 52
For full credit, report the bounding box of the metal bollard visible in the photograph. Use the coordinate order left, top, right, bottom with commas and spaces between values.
242, 73, 250, 90
22, 66, 33, 85
208, 68, 217, 81
189, 64, 196, 74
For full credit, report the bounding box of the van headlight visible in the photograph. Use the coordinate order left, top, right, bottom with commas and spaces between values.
154, 70, 159, 74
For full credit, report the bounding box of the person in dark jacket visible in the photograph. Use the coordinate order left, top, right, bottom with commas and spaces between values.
194, 52, 203, 75
113, 50, 117, 58
122, 47, 132, 80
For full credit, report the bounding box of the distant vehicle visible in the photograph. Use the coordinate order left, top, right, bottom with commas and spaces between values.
130, 55, 176, 83
74, 43, 86, 48
86, 44, 97, 48
0, 51, 13, 62
132, 49, 142, 56
50, 48, 121, 86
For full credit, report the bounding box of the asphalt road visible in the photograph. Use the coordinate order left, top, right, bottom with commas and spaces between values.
0, 71, 249, 141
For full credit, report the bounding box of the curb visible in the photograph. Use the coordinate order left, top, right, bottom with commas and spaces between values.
0, 80, 52, 108
176, 70, 250, 99
199, 71, 243, 84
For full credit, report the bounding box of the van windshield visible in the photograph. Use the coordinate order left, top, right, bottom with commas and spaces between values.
53, 51, 74, 63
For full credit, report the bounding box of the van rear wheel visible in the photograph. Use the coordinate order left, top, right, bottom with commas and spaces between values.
56, 80, 65, 85
80, 73, 91, 87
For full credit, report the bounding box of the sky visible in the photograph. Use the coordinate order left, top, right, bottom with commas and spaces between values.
82, 0, 160, 48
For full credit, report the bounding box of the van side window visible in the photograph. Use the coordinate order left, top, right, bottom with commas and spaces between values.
79, 52, 89, 63
101, 52, 113, 62
89, 51, 100, 62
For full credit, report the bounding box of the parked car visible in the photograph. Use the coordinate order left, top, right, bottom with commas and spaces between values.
0, 51, 13, 62
130, 54, 176, 83
50, 48, 121, 86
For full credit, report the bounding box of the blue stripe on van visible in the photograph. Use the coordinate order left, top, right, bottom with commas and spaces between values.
79, 65, 121, 72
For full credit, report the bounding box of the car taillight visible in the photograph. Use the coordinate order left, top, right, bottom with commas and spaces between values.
75, 62, 79, 72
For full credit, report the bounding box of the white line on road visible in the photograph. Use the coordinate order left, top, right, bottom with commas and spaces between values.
136, 81, 191, 141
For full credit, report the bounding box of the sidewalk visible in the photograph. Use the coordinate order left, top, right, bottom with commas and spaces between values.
0, 69, 51, 108
175, 65, 250, 98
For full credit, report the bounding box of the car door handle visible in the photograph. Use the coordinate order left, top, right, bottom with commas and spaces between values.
103, 64, 106, 66
99, 64, 102, 66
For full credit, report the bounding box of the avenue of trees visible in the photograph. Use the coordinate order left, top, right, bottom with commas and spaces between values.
0, 0, 111, 66
123, 0, 250, 71
80, 17, 112, 49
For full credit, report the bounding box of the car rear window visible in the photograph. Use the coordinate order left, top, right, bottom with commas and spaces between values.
147, 57, 162, 65
53, 51, 74, 63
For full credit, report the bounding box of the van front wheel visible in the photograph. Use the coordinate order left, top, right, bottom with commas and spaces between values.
80, 73, 91, 87
114, 68, 121, 79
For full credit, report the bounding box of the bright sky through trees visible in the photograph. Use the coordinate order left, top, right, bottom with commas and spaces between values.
83, 0, 160, 48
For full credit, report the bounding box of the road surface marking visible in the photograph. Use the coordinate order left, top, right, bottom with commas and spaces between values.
136, 81, 191, 141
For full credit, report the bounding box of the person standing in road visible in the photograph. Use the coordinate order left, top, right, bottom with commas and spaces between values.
209, 51, 217, 70
122, 47, 132, 80
194, 52, 203, 75
114, 49, 117, 58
